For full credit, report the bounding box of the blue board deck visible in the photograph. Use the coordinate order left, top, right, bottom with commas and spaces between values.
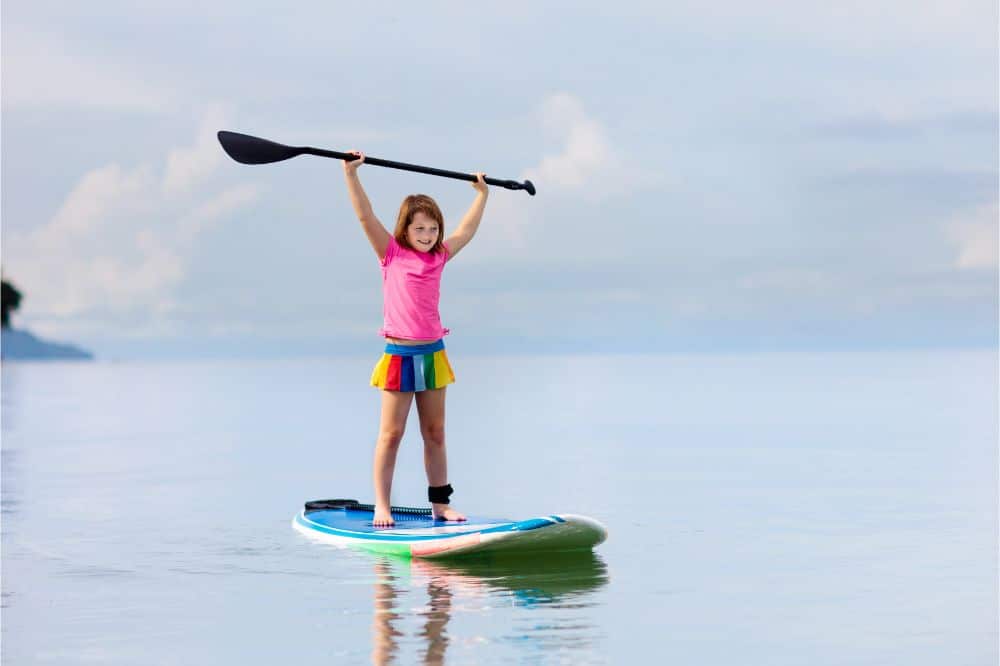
293, 504, 608, 559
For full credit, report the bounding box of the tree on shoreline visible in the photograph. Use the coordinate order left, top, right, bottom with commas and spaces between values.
2, 279, 23, 329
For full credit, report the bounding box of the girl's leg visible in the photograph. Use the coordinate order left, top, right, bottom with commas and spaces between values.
415, 387, 466, 521
373, 389, 414, 527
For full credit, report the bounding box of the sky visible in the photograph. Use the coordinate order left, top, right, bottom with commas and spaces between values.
2, 1, 997, 358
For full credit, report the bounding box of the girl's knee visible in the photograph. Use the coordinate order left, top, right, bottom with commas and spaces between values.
421, 422, 446, 447
378, 427, 405, 448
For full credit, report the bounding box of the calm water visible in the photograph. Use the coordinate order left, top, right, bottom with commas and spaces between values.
2, 351, 997, 665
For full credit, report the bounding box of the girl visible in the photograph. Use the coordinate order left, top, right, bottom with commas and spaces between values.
343, 150, 488, 528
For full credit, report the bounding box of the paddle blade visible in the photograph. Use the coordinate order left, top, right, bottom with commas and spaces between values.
217, 131, 304, 165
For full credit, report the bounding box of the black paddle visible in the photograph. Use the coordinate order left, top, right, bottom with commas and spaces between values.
218, 131, 536, 196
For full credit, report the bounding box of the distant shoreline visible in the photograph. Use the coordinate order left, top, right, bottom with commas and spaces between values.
1, 328, 94, 361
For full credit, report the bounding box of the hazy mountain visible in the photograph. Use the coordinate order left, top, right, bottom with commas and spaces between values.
2, 328, 94, 361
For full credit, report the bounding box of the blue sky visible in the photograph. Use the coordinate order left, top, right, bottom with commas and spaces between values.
2, 2, 997, 358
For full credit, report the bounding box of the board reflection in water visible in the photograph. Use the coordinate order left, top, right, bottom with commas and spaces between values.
369, 551, 609, 664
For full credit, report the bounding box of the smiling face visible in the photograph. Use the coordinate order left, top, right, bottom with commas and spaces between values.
406, 212, 440, 253
394, 194, 445, 254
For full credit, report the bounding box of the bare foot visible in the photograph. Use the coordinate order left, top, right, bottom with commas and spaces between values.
432, 504, 466, 522
372, 507, 395, 528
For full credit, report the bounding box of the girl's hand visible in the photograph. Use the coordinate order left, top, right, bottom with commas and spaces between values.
472, 172, 488, 194
343, 150, 365, 174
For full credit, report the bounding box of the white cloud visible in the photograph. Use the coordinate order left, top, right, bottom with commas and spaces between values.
948, 203, 999, 270
459, 93, 675, 266
177, 184, 261, 242
5, 108, 260, 328
456, 94, 616, 262
522, 93, 669, 201
526, 93, 611, 189
50, 164, 157, 238
163, 106, 229, 196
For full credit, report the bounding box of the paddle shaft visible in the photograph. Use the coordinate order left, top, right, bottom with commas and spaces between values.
217, 131, 535, 195
303, 147, 524, 191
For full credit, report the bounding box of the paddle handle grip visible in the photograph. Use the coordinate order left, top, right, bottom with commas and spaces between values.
303, 147, 535, 195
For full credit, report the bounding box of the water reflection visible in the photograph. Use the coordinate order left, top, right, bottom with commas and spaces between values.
370, 552, 609, 665
372, 560, 405, 665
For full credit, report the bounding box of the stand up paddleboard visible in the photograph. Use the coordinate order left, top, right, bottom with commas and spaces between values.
293, 499, 608, 559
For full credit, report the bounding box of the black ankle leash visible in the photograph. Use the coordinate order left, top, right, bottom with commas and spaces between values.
427, 484, 453, 504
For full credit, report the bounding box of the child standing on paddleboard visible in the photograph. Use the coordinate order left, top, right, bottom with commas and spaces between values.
343, 151, 488, 527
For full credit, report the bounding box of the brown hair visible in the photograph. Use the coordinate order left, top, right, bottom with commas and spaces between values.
393, 194, 445, 253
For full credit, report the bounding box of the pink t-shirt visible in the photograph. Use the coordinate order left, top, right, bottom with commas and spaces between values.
378, 236, 450, 340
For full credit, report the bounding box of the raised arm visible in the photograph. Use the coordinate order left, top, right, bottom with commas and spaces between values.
343, 151, 391, 260
445, 173, 489, 259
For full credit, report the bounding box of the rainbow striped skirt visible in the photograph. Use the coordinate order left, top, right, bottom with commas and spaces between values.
370, 340, 455, 392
